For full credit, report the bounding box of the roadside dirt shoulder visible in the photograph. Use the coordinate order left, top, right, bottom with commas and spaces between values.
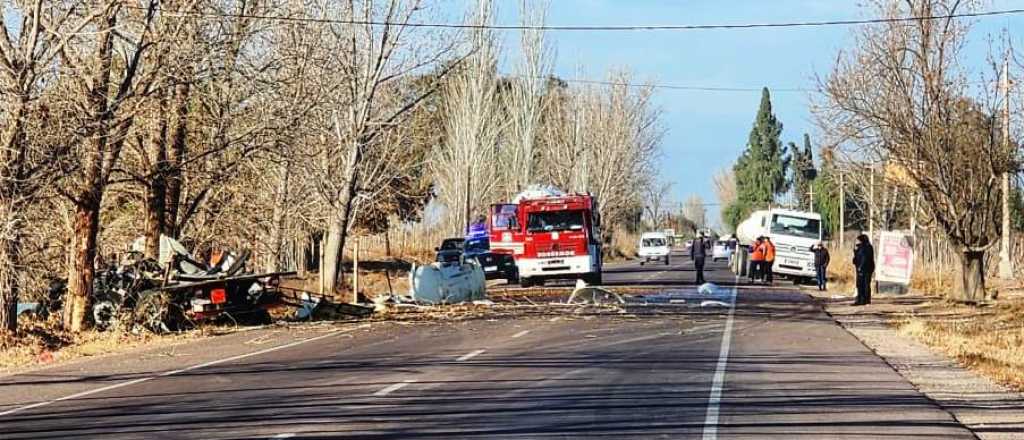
812, 291, 1024, 440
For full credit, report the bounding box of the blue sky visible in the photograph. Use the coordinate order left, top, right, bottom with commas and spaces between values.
448, 0, 1024, 226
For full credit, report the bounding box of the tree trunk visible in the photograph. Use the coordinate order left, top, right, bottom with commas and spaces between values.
319, 141, 361, 303
321, 199, 357, 303
956, 250, 986, 303
266, 160, 290, 272
144, 92, 169, 259
64, 201, 100, 332
164, 83, 190, 237
144, 177, 166, 258
0, 215, 21, 334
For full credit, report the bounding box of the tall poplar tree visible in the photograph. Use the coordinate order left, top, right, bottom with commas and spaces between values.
723, 88, 790, 229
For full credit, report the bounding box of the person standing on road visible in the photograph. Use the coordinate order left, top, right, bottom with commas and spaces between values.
763, 237, 776, 285
749, 237, 765, 283
691, 233, 709, 284
810, 242, 831, 291
853, 234, 875, 305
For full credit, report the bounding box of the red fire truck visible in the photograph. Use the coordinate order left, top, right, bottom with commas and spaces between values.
489, 193, 603, 287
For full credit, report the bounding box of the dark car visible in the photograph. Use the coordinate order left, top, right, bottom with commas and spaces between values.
434, 237, 518, 282
435, 238, 465, 264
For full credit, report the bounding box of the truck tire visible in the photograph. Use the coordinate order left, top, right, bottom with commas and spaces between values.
640, 260, 645, 266
506, 267, 520, 284
519, 276, 533, 288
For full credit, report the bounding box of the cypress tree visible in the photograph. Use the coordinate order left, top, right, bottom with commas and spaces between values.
724, 88, 790, 229
791, 133, 817, 210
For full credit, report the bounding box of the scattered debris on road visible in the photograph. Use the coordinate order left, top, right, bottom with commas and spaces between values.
566, 280, 626, 305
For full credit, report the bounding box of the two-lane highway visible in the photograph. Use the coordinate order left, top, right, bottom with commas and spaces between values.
0, 251, 977, 439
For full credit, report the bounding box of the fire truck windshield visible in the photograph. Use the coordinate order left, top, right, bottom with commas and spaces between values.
527, 210, 585, 233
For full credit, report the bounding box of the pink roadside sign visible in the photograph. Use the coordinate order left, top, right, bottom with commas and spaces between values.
876, 231, 914, 284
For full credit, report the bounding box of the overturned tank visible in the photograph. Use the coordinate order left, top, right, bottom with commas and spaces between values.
409, 259, 486, 305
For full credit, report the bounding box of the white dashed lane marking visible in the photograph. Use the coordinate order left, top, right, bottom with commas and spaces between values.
511, 330, 530, 338
373, 380, 418, 397
456, 349, 486, 361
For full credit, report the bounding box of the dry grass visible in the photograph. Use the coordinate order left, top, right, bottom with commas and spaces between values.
893, 300, 1024, 390
607, 229, 639, 262
825, 245, 956, 295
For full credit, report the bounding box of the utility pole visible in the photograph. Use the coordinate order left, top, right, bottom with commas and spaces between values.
839, 172, 846, 249
999, 55, 1014, 279
464, 168, 471, 235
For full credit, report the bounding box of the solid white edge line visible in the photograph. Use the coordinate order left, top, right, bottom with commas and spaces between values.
373, 379, 417, 397
0, 324, 369, 418
456, 349, 486, 362
511, 330, 530, 339
701, 277, 738, 440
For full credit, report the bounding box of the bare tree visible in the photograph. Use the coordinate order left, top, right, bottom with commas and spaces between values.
683, 194, 707, 231
643, 180, 673, 229
432, 0, 503, 235
0, 0, 95, 332
816, 0, 1019, 302
56, 2, 167, 331
535, 70, 662, 238
312, 0, 456, 300
713, 168, 737, 225
500, 0, 552, 197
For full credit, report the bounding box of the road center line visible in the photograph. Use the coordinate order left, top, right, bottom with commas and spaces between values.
456, 349, 486, 361
511, 330, 530, 339
701, 277, 739, 440
373, 379, 417, 397
0, 324, 370, 418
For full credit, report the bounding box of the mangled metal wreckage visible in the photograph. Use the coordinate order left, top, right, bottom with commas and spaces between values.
85, 235, 294, 333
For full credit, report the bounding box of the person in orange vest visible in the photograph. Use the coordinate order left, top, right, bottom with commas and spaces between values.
749, 237, 765, 283
763, 237, 777, 284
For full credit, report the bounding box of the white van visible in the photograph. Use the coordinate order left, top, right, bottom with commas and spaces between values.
638, 232, 671, 266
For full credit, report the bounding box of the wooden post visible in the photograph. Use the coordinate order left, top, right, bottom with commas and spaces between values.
318, 237, 325, 296
839, 172, 846, 249
869, 166, 875, 241
910, 195, 917, 237
352, 236, 360, 301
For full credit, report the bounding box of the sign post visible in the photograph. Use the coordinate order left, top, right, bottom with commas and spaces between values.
876, 231, 914, 288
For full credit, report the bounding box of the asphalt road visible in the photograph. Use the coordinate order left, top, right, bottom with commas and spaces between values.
0, 250, 977, 439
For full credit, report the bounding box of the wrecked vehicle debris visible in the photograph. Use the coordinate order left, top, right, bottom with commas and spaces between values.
51, 235, 300, 333
566, 280, 625, 305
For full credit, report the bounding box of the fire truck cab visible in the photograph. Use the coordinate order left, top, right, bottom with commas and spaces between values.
489, 193, 603, 287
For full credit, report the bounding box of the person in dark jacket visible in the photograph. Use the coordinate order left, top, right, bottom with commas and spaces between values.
691, 233, 710, 284
810, 242, 830, 291
852, 234, 875, 305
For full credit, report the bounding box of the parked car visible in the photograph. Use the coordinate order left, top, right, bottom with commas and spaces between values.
434, 238, 465, 264
638, 232, 671, 266
712, 239, 736, 262
434, 237, 518, 282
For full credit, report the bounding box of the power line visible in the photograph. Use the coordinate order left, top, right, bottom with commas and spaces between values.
129, 6, 1024, 32
546, 77, 811, 93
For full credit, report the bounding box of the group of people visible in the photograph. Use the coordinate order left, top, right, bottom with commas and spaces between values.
748, 236, 776, 284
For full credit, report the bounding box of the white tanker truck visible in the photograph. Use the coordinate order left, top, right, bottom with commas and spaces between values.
731, 209, 823, 282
